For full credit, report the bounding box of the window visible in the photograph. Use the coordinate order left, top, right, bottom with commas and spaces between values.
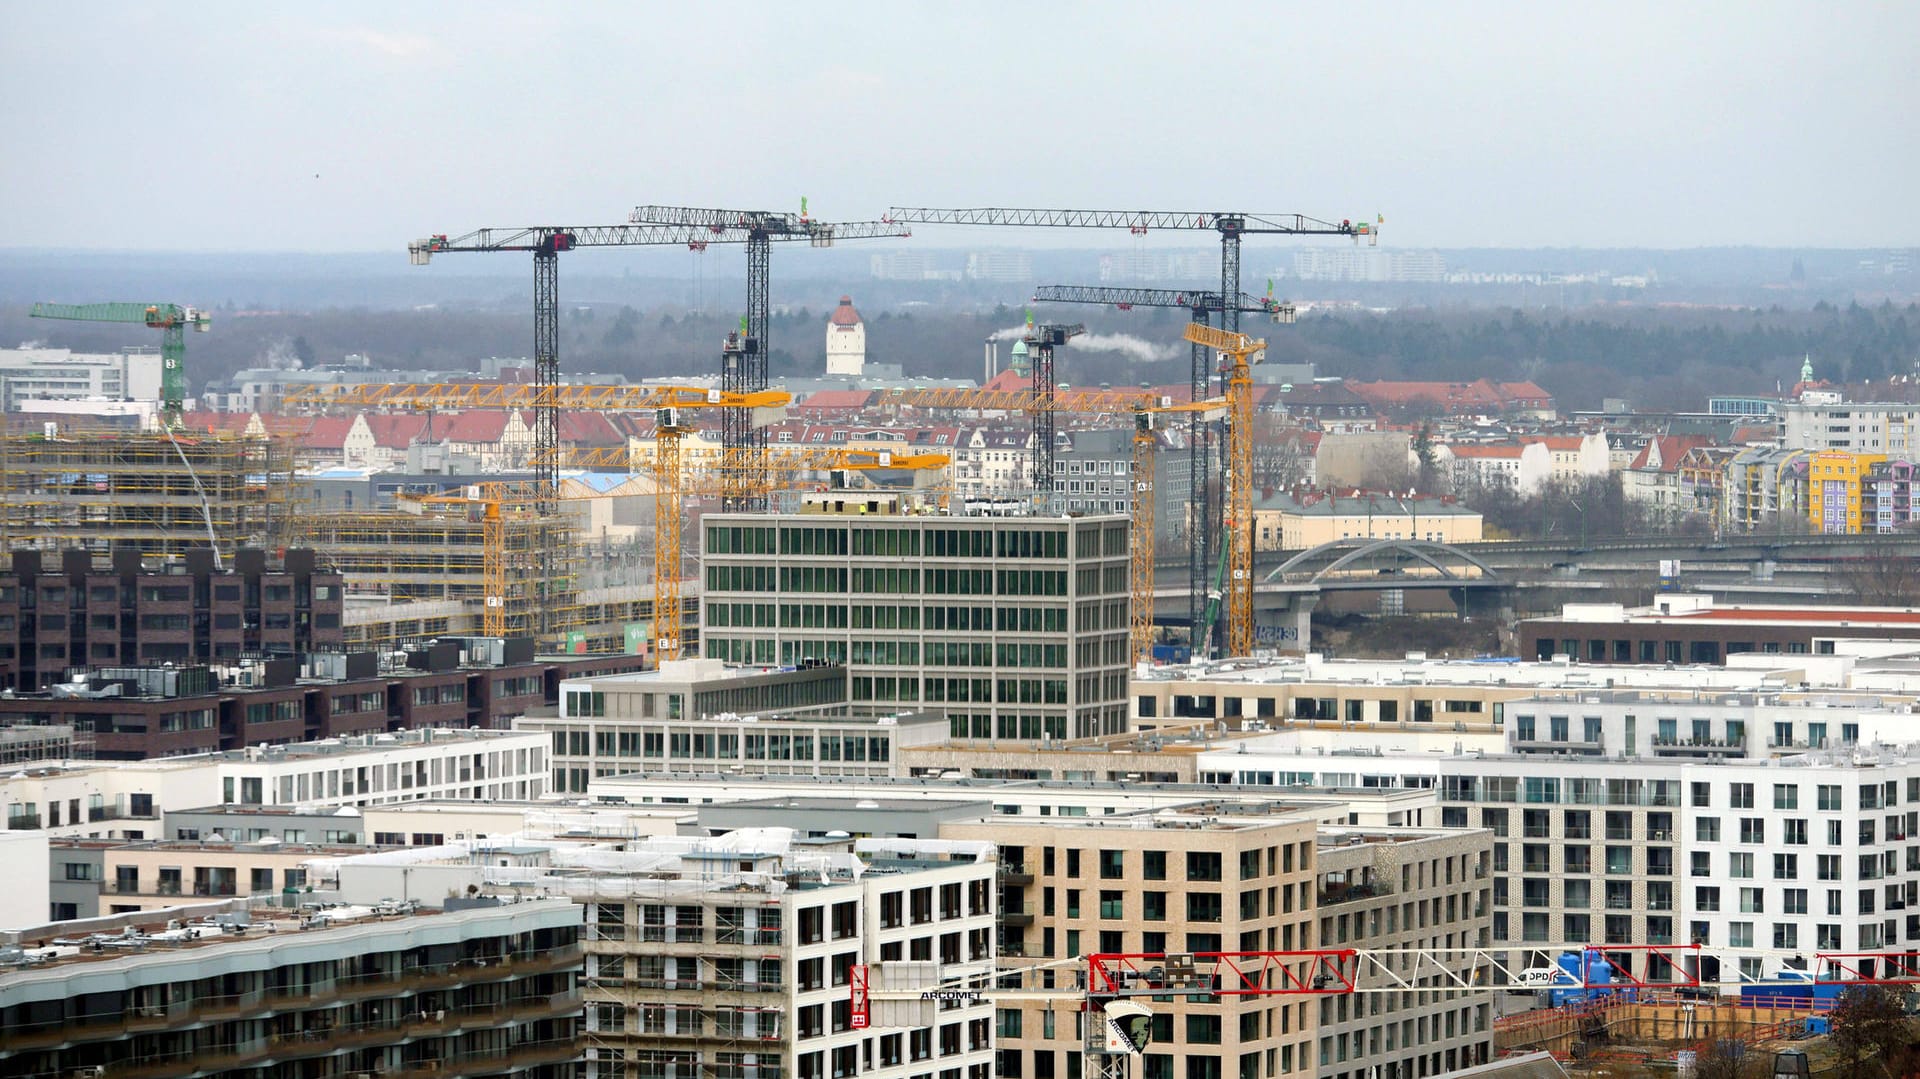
1740, 818, 1765, 844
1697, 817, 1721, 842
1774, 853, 1799, 880
1186, 852, 1222, 882
1819, 785, 1843, 811
1099, 850, 1124, 880
1774, 784, 1799, 810
1730, 783, 1754, 809
1186, 893, 1222, 922
1729, 852, 1754, 879
1143, 850, 1166, 880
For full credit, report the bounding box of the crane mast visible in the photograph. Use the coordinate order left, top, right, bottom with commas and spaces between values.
1031, 285, 1294, 655
625, 205, 912, 510
1185, 324, 1266, 658
891, 206, 1365, 656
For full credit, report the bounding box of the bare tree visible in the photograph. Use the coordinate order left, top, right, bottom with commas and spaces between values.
1688, 1038, 1765, 1079
1834, 553, 1920, 607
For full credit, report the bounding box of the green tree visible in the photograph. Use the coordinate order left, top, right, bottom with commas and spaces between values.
1829, 983, 1914, 1077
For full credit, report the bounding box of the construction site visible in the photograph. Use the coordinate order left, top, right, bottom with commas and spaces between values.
0, 425, 301, 557
1494, 992, 1846, 1076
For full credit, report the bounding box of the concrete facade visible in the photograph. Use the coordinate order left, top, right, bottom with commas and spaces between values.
1314, 827, 1494, 1079
944, 809, 1324, 1079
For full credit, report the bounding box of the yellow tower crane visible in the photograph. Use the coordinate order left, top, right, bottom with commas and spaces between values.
1182, 323, 1267, 659
1128, 397, 1227, 664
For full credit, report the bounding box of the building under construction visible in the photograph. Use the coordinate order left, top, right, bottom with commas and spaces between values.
299, 504, 665, 654
0, 426, 300, 557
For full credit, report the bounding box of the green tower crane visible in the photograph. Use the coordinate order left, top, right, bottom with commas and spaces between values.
29, 302, 210, 425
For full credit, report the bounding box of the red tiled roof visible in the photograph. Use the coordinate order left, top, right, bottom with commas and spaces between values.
982, 368, 1028, 393
798, 390, 876, 410
300, 415, 356, 450
557, 411, 622, 445
1500, 381, 1554, 402
363, 413, 428, 449
830, 296, 862, 327
439, 410, 511, 443
1522, 436, 1587, 452
1628, 434, 1715, 473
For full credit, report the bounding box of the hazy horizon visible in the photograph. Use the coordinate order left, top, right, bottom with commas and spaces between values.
5, 2, 1916, 254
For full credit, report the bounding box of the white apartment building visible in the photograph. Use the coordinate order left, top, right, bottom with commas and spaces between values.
1, 728, 549, 840
217, 728, 548, 808
1780, 400, 1920, 455
325, 831, 999, 1079
1193, 734, 1920, 984
0, 345, 162, 411
527, 659, 950, 793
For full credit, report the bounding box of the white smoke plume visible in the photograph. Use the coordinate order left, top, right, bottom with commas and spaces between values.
1067, 333, 1180, 364
989, 325, 1030, 342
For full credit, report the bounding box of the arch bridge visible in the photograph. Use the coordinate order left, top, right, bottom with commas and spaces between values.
1264, 538, 1503, 588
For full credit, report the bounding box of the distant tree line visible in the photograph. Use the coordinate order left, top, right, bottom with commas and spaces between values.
0, 300, 1913, 415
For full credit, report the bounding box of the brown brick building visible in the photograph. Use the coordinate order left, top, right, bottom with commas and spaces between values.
0, 547, 344, 691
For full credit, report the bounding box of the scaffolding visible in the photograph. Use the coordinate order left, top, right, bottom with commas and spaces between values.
299, 506, 570, 644
0, 427, 302, 559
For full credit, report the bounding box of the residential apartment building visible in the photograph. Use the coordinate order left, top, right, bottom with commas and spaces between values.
48, 836, 358, 919
1723, 446, 1811, 532
1, 727, 549, 841
1780, 399, 1920, 456
0, 644, 640, 760
700, 509, 1132, 740
0, 895, 583, 1078
944, 809, 1325, 1079
529, 658, 950, 793
1313, 828, 1493, 1079
328, 831, 998, 1079
1192, 733, 1920, 985
0, 547, 345, 692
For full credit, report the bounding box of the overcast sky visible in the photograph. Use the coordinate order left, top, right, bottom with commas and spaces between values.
4, 1, 1915, 253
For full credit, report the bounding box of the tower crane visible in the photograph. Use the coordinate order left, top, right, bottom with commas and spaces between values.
1030, 284, 1296, 654
1129, 396, 1227, 664
318, 378, 791, 639
29, 302, 209, 425
1185, 323, 1266, 658
887, 207, 1360, 649
624, 204, 913, 510
1020, 318, 1085, 503
406, 221, 885, 514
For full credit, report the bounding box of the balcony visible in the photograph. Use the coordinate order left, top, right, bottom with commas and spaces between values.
1002, 902, 1034, 927
1651, 735, 1745, 757
4, 947, 584, 1054
7, 814, 42, 831
999, 863, 1034, 885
